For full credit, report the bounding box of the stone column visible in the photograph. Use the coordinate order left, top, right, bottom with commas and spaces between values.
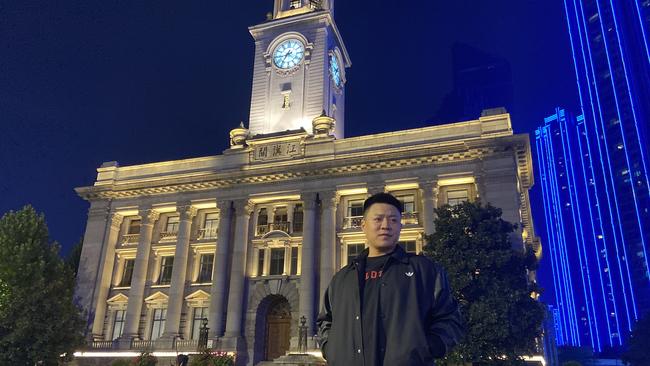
121, 208, 159, 343
222, 199, 254, 346
319, 191, 339, 302
474, 173, 487, 203
76, 201, 111, 337
208, 200, 232, 338
367, 184, 385, 196
90, 213, 123, 340
162, 203, 197, 340
299, 193, 318, 335
283, 241, 291, 276
419, 180, 438, 236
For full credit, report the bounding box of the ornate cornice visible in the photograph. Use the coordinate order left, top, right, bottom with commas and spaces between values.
77, 142, 531, 201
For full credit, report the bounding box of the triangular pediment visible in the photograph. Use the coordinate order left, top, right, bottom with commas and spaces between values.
144, 291, 169, 304
185, 290, 210, 301
107, 293, 129, 304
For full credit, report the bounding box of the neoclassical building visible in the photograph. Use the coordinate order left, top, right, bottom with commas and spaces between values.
74, 1, 539, 365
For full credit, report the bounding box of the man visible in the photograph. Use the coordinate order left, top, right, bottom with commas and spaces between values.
317, 192, 464, 366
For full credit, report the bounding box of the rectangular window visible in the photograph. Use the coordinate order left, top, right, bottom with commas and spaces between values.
397, 195, 415, 213
290, 247, 299, 275
447, 189, 469, 206
293, 204, 303, 232
347, 243, 365, 265
197, 254, 214, 283
158, 256, 174, 285
274, 207, 288, 223
398, 240, 417, 254
202, 213, 219, 239
119, 259, 135, 287
290, 0, 301, 8
128, 219, 141, 234
257, 249, 265, 277
111, 310, 126, 340
150, 308, 167, 340
348, 200, 364, 217
270, 248, 285, 275
165, 216, 180, 233
191, 307, 208, 340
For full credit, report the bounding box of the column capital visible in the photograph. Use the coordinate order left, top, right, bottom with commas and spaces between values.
139, 209, 160, 225
233, 200, 254, 216
301, 192, 319, 210
320, 191, 340, 209
177, 204, 198, 221
216, 200, 232, 212
110, 213, 124, 229
419, 179, 439, 198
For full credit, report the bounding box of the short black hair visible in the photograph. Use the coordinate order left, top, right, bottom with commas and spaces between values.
363, 192, 403, 216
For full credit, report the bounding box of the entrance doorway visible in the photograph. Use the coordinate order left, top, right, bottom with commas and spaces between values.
264, 297, 291, 360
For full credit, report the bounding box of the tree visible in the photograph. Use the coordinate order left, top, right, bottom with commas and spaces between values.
622, 313, 650, 365
65, 237, 83, 278
0, 206, 85, 365
423, 201, 545, 365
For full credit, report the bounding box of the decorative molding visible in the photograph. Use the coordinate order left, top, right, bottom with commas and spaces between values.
77, 145, 529, 200
139, 209, 160, 226
216, 200, 231, 212
301, 193, 318, 210
233, 200, 255, 216
320, 191, 340, 209
177, 204, 198, 221
110, 213, 124, 230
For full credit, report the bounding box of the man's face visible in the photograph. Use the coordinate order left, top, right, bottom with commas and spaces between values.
361, 202, 402, 255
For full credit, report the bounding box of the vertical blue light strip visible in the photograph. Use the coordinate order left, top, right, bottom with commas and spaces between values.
608, 0, 650, 282
558, 109, 600, 349
592, 0, 639, 323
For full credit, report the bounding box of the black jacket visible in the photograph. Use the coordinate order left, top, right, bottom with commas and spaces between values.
317, 245, 464, 366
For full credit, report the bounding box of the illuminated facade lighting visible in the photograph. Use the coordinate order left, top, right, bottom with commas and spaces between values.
536, 106, 649, 353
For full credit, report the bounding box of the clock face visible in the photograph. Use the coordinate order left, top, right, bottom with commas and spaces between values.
330, 54, 341, 87
273, 39, 305, 69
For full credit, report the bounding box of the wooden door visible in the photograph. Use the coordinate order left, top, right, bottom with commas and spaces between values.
265, 314, 291, 360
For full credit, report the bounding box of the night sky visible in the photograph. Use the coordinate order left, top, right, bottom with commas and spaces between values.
1, 1, 578, 304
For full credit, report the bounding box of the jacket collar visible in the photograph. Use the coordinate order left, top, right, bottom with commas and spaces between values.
351, 244, 409, 269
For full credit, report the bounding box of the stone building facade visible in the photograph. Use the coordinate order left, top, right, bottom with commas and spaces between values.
73, 1, 539, 365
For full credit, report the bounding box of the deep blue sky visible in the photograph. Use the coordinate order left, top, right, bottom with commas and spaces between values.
1, 1, 578, 303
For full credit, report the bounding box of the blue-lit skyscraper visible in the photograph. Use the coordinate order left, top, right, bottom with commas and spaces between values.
563, 0, 650, 322
537, 0, 650, 353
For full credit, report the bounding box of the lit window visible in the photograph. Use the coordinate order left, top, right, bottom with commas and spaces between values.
398, 240, 417, 254
345, 200, 364, 228
112, 310, 126, 340
128, 219, 141, 234
293, 204, 303, 232
165, 216, 180, 234
197, 254, 214, 283
191, 307, 208, 340
289, 0, 301, 8
202, 213, 219, 239
447, 189, 469, 206
158, 256, 174, 285
269, 248, 285, 275
119, 259, 135, 287
347, 243, 365, 265
150, 308, 167, 340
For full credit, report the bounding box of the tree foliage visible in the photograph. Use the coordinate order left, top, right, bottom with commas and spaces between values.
423, 201, 545, 365
0, 206, 85, 365
65, 237, 83, 278
621, 313, 650, 365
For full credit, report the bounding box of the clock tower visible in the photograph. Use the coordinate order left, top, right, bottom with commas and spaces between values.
247, 0, 350, 139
